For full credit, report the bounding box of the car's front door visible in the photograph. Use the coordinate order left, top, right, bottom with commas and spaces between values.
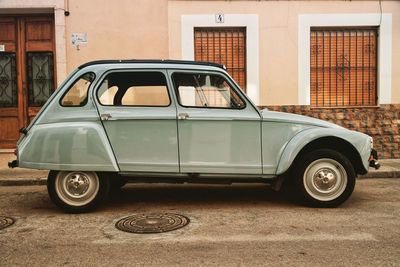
169, 70, 262, 174
95, 70, 179, 172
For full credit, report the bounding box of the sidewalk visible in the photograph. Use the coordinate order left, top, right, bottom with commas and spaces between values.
0, 152, 399, 186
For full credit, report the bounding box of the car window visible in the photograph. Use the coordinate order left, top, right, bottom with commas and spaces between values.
97, 72, 170, 106
172, 73, 245, 109
60, 72, 95, 106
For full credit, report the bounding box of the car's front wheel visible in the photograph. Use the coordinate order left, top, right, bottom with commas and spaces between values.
47, 171, 109, 213
293, 149, 356, 207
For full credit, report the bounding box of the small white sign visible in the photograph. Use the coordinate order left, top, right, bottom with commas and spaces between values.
71, 33, 88, 45
0, 45, 4, 52
215, 13, 224, 23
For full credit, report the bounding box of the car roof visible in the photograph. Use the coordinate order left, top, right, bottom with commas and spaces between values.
78, 59, 226, 70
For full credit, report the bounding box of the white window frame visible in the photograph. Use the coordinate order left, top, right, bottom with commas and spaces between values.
298, 13, 392, 105
181, 14, 259, 105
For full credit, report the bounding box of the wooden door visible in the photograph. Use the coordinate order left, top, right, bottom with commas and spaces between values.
0, 15, 56, 148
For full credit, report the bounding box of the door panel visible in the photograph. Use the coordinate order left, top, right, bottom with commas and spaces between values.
0, 17, 17, 51
0, 18, 19, 148
177, 109, 262, 174
24, 16, 56, 124
0, 15, 55, 148
95, 70, 179, 172
170, 70, 262, 174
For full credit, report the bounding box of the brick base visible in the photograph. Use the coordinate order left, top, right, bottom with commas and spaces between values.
260, 104, 400, 159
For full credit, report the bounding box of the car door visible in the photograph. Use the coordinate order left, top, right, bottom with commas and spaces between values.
168, 70, 262, 175
95, 70, 179, 172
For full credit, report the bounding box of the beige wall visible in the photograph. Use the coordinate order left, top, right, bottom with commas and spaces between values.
2, 0, 397, 105
168, 0, 400, 105
65, 0, 169, 72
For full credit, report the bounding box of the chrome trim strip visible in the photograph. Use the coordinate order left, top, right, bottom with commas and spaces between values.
186, 117, 260, 121
107, 117, 176, 121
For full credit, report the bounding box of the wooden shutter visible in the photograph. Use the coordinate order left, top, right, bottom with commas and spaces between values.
194, 27, 246, 92
310, 28, 377, 107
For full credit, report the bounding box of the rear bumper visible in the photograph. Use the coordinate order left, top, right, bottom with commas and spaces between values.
369, 149, 380, 170
8, 160, 18, 168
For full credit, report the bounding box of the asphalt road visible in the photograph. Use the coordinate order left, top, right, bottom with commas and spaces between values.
1, 179, 400, 266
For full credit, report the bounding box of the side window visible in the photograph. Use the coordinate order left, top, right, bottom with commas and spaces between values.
97, 72, 170, 106
172, 73, 245, 109
61, 72, 95, 106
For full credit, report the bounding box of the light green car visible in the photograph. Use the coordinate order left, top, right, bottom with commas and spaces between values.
9, 60, 379, 212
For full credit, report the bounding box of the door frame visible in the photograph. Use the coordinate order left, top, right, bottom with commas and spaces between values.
0, 14, 57, 148
167, 69, 263, 175
92, 68, 180, 173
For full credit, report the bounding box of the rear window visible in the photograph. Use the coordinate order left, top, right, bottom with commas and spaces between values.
97, 72, 170, 106
60, 72, 95, 106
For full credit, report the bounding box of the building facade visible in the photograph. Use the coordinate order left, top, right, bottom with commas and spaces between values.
0, 0, 399, 158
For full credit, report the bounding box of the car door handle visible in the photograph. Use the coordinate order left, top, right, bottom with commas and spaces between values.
178, 113, 189, 120
100, 113, 112, 121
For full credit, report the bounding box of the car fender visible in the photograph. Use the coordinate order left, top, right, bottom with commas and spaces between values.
276, 127, 370, 175
18, 121, 119, 172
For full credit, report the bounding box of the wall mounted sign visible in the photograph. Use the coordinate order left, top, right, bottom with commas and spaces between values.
71, 33, 87, 51
0, 45, 4, 52
71, 33, 88, 45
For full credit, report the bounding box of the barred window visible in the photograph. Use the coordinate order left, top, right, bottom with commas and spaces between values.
194, 27, 246, 92
310, 28, 377, 107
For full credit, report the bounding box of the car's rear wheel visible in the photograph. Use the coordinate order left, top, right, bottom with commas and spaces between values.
293, 149, 356, 207
47, 171, 109, 213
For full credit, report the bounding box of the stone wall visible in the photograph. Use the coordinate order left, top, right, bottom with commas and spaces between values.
260, 104, 400, 159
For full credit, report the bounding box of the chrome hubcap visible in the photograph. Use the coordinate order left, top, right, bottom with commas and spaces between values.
55, 171, 100, 207
313, 168, 337, 191
303, 158, 347, 201
66, 173, 90, 196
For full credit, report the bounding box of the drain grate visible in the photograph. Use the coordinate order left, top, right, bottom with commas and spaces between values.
0, 216, 14, 230
115, 213, 190, 234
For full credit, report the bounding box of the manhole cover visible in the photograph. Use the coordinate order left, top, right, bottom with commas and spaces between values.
0, 216, 14, 230
115, 213, 190, 234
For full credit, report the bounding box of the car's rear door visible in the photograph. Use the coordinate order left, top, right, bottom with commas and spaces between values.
94, 69, 179, 172
168, 70, 262, 175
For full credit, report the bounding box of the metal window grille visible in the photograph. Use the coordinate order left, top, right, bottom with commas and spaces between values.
27, 52, 55, 107
310, 28, 377, 107
194, 27, 246, 92
0, 53, 17, 107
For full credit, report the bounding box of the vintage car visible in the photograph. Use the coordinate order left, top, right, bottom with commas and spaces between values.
8, 60, 379, 213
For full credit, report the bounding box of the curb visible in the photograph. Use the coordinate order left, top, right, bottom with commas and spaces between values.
359, 171, 400, 179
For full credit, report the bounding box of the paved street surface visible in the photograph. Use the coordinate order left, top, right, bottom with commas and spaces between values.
1, 179, 400, 266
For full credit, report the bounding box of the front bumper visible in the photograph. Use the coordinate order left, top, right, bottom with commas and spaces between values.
369, 149, 380, 169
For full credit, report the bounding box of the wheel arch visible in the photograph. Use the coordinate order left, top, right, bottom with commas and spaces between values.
276, 129, 367, 176
290, 136, 365, 175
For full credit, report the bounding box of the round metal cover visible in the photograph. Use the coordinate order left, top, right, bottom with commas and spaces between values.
0, 216, 14, 230
115, 213, 190, 234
